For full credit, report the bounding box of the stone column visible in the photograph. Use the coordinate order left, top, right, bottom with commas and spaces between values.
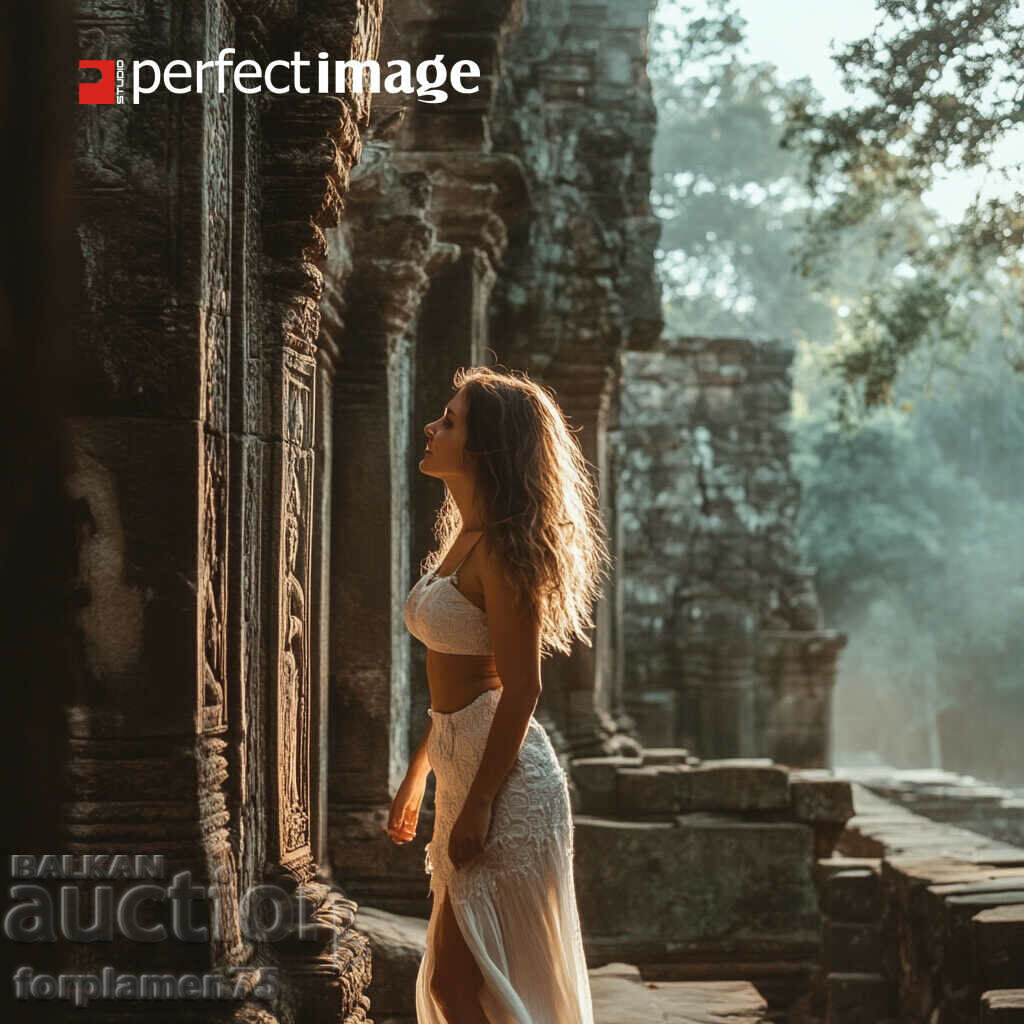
757, 630, 847, 768
605, 392, 644, 756
542, 364, 628, 756
59, 1, 383, 1020
255, 0, 382, 1007
322, 151, 456, 912
391, 153, 523, 743
485, 0, 663, 756
680, 597, 758, 758
369, 0, 528, 780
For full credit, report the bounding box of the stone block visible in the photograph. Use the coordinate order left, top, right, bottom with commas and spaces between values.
616, 765, 677, 817
822, 869, 882, 923
791, 777, 855, 824
575, 815, 819, 962
982, 990, 1024, 1022
570, 755, 643, 815
679, 760, 790, 812
588, 962, 669, 1024
815, 856, 882, 890
822, 921, 883, 974
641, 747, 690, 765
813, 822, 851, 861
825, 972, 894, 1024
936, 887, 1024, 987
974, 905, 1024, 989
352, 905, 426, 1017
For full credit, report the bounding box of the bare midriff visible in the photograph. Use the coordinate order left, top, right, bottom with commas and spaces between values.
426, 650, 501, 713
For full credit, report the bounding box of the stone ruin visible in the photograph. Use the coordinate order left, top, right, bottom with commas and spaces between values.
617, 336, 847, 767
6, 0, 1022, 1020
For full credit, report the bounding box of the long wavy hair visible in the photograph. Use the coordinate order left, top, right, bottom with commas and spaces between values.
423, 365, 610, 658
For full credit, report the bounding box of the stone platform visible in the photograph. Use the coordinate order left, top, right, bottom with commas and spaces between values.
836, 765, 1024, 849
568, 751, 854, 1008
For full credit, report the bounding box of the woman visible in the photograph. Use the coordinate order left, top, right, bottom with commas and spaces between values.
386, 365, 607, 1024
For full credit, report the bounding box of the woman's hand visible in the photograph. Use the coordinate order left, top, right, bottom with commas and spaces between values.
448, 793, 494, 870
386, 772, 426, 845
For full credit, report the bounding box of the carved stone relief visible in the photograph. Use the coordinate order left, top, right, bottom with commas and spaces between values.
274, 353, 316, 875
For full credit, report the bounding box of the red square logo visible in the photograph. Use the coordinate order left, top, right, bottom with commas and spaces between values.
79, 60, 116, 104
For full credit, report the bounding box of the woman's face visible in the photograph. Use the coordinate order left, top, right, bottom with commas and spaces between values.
420, 387, 471, 481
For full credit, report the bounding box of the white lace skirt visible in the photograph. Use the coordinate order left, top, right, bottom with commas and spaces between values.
414, 687, 594, 1024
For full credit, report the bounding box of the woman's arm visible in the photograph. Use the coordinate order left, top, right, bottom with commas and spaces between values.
408, 716, 433, 784
465, 540, 543, 807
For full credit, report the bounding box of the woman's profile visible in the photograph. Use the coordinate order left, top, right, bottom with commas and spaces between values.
386, 364, 607, 1023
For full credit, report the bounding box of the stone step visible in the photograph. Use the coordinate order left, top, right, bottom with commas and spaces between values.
590, 962, 770, 1023
642, 747, 693, 765
838, 784, 1024, 863
938, 890, 1024, 987
982, 989, 1024, 1023
825, 971, 896, 1024
815, 855, 882, 889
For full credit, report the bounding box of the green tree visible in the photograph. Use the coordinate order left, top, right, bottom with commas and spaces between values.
793, 330, 1024, 770
781, 0, 1024, 408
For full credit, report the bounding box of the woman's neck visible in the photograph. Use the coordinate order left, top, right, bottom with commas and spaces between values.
447, 479, 487, 533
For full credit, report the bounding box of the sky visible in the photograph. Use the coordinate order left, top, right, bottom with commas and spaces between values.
683, 0, 1022, 223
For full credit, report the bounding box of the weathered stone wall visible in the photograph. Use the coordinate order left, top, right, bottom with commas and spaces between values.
60, 2, 383, 1019
618, 336, 845, 766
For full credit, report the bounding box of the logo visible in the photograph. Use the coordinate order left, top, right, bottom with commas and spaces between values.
79, 59, 126, 104
76, 51, 479, 105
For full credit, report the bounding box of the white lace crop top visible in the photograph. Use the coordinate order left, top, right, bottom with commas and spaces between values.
404, 535, 493, 656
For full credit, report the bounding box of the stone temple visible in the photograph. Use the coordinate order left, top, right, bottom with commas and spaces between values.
3, 0, 1023, 1021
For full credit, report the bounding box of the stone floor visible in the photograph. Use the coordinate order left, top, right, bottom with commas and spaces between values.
354, 905, 770, 1023
588, 962, 769, 1023
835, 764, 1024, 849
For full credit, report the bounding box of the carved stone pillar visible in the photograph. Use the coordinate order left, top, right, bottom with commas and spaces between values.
757, 630, 847, 768
680, 597, 758, 758
321, 149, 457, 913
256, 0, 381, 1008
485, 0, 663, 756
605, 388, 644, 757
360, 4, 528, 804
542, 366, 625, 756
391, 152, 524, 745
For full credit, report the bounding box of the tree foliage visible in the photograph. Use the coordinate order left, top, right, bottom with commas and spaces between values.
781, 0, 1024, 407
